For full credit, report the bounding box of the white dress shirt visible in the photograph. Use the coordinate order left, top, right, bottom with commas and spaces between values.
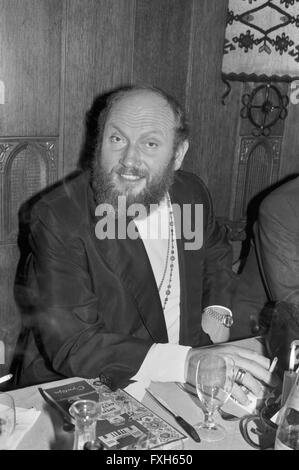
128, 196, 191, 394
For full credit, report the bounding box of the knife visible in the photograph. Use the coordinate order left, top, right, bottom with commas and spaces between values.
145, 388, 201, 443
176, 381, 198, 398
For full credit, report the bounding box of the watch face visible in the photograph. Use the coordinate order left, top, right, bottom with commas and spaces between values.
223, 316, 233, 328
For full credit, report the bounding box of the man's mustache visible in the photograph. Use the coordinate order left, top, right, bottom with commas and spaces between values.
114, 166, 148, 179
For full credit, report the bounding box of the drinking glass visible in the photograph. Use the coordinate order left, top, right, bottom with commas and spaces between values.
194, 353, 235, 442
69, 399, 99, 450
0, 393, 16, 449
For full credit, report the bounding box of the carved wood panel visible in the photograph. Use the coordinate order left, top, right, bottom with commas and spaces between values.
233, 136, 281, 221
0, 138, 58, 244
225, 82, 289, 244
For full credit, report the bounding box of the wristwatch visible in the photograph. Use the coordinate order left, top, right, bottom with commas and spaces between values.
205, 306, 234, 328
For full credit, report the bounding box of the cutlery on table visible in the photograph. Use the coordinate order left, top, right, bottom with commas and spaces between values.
176, 382, 240, 422
218, 407, 240, 421
145, 388, 201, 443
38, 387, 75, 432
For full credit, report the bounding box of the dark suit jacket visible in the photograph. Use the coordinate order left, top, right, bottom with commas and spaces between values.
16, 169, 235, 389
258, 176, 299, 305
231, 176, 299, 340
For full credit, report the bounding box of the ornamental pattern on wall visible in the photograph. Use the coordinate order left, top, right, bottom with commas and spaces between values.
222, 0, 299, 81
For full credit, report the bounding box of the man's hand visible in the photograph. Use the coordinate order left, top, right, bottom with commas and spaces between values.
185, 345, 279, 406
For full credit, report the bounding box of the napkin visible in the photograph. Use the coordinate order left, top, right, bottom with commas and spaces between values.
222, 385, 268, 417
124, 379, 150, 401
4, 407, 41, 450
226, 392, 259, 415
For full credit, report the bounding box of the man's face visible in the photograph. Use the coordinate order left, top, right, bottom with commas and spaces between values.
93, 91, 187, 211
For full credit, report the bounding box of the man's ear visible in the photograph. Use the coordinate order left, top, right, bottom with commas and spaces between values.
174, 140, 189, 170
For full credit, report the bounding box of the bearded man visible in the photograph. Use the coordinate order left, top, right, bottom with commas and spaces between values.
15, 86, 275, 404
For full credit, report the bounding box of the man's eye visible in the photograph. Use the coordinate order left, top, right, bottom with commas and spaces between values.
145, 141, 158, 148
110, 135, 124, 143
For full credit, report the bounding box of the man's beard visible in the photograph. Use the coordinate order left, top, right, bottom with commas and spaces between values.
91, 151, 176, 217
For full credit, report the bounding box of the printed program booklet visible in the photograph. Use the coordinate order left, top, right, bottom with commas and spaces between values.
41, 378, 186, 450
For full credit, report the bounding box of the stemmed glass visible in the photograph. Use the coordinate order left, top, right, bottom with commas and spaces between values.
194, 353, 235, 442
0, 393, 16, 449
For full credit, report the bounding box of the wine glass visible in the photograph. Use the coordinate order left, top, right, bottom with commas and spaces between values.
194, 353, 235, 442
0, 393, 16, 449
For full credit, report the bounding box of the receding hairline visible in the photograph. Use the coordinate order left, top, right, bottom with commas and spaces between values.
106, 88, 177, 122
95, 85, 189, 153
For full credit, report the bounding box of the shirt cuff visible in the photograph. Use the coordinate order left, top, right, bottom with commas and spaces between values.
131, 343, 191, 383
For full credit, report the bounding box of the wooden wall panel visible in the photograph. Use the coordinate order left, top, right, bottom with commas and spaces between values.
0, 0, 62, 374
0, 0, 62, 136
132, 0, 193, 106
0, 245, 22, 375
184, 0, 242, 218
62, 0, 136, 174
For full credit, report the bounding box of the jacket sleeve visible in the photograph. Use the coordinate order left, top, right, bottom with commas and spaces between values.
28, 202, 153, 389
200, 183, 236, 310
258, 194, 299, 305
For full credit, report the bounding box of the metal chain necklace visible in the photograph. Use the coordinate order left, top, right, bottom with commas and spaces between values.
158, 194, 175, 311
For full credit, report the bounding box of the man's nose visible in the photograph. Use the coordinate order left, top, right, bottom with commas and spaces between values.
121, 143, 141, 167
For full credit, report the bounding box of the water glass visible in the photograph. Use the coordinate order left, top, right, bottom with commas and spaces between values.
69, 399, 99, 450
194, 353, 235, 442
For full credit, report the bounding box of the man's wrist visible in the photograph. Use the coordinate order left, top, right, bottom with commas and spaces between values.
201, 305, 233, 344
184, 348, 203, 385
184, 349, 192, 382
204, 305, 233, 328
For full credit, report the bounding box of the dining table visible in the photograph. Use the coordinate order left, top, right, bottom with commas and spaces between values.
8, 336, 269, 450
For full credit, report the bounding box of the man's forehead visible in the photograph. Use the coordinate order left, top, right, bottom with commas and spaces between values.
106, 91, 176, 130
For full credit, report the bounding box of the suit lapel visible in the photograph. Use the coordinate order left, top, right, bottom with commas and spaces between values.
87, 171, 206, 347
170, 183, 205, 347
88, 188, 167, 342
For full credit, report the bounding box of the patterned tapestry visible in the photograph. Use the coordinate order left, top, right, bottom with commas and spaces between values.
222, 0, 299, 81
